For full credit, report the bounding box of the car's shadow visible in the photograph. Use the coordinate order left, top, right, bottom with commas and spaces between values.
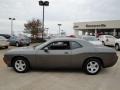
31, 68, 83, 74
30, 68, 111, 75
8, 67, 111, 75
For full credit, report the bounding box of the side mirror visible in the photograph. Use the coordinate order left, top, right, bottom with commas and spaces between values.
44, 47, 49, 52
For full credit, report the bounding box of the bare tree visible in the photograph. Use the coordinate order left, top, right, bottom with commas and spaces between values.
24, 19, 42, 38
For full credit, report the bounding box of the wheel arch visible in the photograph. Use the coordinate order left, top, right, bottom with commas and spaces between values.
82, 57, 104, 69
11, 56, 30, 67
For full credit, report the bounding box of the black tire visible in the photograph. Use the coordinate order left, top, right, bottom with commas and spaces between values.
27, 44, 30, 46
115, 44, 120, 51
102, 41, 105, 46
4, 46, 8, 49
12, 57, 30, 73
83, 58, 101, 75
16, 42, 19, 47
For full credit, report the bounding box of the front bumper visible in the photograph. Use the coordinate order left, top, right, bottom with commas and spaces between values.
3, 55, 12, 67
0, 42, 9, 47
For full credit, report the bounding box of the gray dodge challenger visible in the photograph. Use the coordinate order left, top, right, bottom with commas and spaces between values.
3, 38, 118, 75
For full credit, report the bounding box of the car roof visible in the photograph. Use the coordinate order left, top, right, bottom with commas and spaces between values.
81, 35, 95, 37
49, 37, 81, 41
100, 35, 113, 36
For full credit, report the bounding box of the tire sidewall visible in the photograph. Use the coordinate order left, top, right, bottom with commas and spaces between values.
13, 57, 30, 73
115, 44, 119, 51
102, 41, 105, 46
83, 59, 101, 75
16, 42, 19, 47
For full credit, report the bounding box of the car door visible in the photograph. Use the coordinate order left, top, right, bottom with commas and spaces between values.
36, 41, 72, 68
9, 36, 15, 45
70, 41, 85, 68
106, 36, 116, 46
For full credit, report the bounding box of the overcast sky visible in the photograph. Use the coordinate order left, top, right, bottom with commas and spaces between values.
0, 0, 120, 35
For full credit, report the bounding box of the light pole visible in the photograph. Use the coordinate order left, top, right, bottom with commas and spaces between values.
58, 24, 62, 36
9, 18, 15, 35
39, 0, 49, 40
45, 28, 49, 36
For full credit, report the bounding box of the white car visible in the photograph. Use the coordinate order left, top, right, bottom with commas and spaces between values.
98, 35, 116, 46
0, 36, 9, 48
80, 36, 102, 46
115, 39, 120, 50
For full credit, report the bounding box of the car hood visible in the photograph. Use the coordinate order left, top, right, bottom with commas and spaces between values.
89, 41, 102, 45
6, 47, 34, 54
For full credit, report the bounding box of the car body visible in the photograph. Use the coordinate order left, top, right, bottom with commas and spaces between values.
3, 38, 118, 75
98, 35, 116, 46
9, 35, 31, 47
115, 38, 120, 50
0, 36, 9, 48
80, 35, 102, 46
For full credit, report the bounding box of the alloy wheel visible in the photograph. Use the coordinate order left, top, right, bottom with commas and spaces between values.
14, 60, 26, 72
87, 61, 99, 74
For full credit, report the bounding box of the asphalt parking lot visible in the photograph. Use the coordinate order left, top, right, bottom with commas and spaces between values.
0, 45, 120, 90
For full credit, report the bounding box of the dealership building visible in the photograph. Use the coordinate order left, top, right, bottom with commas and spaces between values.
74, 20, 120, 37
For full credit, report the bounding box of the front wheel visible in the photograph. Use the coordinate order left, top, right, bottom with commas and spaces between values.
102, 41, 105, 46
26, 43, 30, 46
16, 42, 19, 47
115, 44, 120, 51
83, 59, 101, 75
13, 57, 30, 73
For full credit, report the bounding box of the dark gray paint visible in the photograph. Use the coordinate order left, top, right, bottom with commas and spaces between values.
3, 38, 118, 69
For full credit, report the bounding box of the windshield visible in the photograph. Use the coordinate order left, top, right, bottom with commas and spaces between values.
34, 41, 49, 49
83, 36, 98, 41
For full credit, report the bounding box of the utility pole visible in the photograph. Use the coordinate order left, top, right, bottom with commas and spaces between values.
58, 24, 62, 36
39, 0, 49, 40
9, 18, 15, 35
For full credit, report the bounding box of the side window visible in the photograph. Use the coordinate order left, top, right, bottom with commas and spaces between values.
71, 41, 82, 49
44, 41, 70, 50
10, 37, 14, 40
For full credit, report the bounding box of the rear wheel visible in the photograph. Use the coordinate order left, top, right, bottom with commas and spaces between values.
115, 44, 120, 51
4, 46, 8, 49
12, 57, 30, 73
83, 58, 101, 75
102, 41, 105, 46
26, 44, 30, 46
16, 42, 19, 47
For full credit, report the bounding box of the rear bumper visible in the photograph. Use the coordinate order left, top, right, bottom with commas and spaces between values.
0, 43, 9, 47
104, 53, 118, 68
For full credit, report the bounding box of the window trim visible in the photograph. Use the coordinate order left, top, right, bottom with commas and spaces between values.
41, 41, 71, 50
70, 41, 83, 50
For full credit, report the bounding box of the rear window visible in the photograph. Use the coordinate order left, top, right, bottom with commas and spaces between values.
71, 41, 82, 49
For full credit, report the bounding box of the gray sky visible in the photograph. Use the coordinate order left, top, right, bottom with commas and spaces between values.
0, 0, 120, 35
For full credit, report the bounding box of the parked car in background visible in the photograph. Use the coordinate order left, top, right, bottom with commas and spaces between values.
80, 35, 102, 46
9, 35, 31, 47
0, 36, 9, 48
3, 38, 118, 75
98, 35, 116, 46
115, 38, 120, 50
0, 34, 11, 39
